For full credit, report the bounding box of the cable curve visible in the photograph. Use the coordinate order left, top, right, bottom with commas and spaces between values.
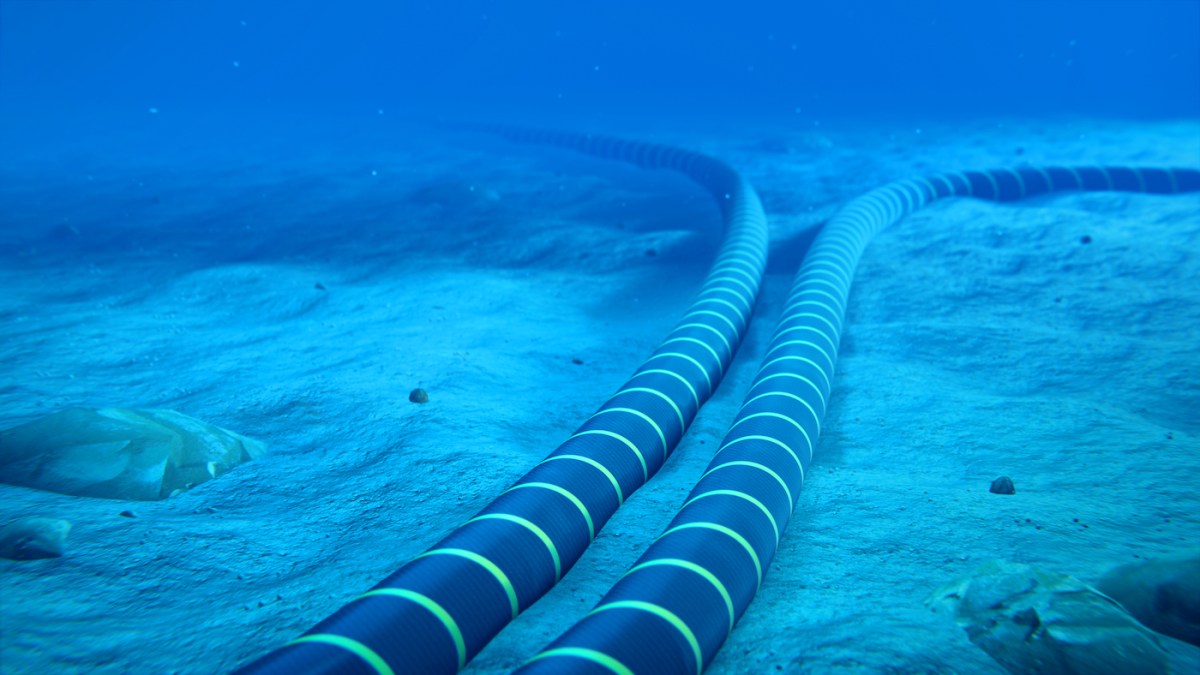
234, 130, 770, 674
516, 166, 1200, 674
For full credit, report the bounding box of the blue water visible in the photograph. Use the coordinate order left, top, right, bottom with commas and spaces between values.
2, 0, 1197, 161
2, 2, 1198, 674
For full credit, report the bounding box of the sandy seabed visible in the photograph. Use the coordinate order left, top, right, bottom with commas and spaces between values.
1, 116, 1198, 673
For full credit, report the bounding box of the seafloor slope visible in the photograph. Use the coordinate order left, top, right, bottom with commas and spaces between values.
0, 117, 1197, 673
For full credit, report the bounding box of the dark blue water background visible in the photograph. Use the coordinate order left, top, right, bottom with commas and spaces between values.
2, 0, 1197, 163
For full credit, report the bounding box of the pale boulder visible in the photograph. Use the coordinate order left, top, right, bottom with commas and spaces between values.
0, 407, 264, 501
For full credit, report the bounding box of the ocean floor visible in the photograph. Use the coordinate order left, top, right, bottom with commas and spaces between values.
1, 116, 1198, 673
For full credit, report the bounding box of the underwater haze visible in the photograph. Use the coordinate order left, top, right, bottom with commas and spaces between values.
2, 1, 1199, 157
2, 1, 1199, 674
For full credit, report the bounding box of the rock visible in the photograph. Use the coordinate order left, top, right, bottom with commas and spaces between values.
0, 517, 71, 560
1096, 550, 1200, 647
0, 407, 265, 501
409, 388, 429, 404
989, 476, 1016, 494
928, 559, 1168, 674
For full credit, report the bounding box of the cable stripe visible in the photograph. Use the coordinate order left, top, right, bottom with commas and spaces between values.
592, 601, 703, 674
524, 648, 634, 675
288, 635, 394, 675
628, 558, 736, 632
418, 549, 521, 618
468, 514, 562, 581
570, 429, 649, 482
504, 484, 596, 542
541, 454, 624, 504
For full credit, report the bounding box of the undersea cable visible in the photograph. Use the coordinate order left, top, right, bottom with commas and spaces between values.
235, 129, 769, 674
515, 166, 1200, 674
